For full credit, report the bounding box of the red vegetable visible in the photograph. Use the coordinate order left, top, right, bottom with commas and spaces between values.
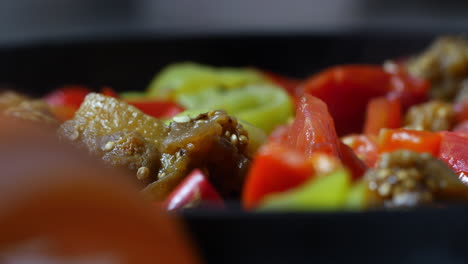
128, 100, 184, 119
342, 134, 379, 168
364, 97, 402, 136
378, 129, 442, 156
101, 86, 119, 98
287, 95, 341, 157
242, 142, 315, 209
299, 65, 391, 135
163, 169, 224, 210
386, 62, 429, 109
438, 132, 468, 184
44, 85, 91, 110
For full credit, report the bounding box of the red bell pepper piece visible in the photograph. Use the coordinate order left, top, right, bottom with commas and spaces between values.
242, 142, 315, 209
378, 128, 442, 156
438, 132, 468, 183
163, 169, 224, 210
342, 134, 379, 168
299, 64, 429, 135
44, 85, 91, 110
364, 96, 402, 136
287, 94, 341, 157
101, 86, 119, 98
299, 65, 391, 135
128, 100, 184, 119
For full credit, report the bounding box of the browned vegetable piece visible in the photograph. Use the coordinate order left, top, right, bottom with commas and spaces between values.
59, 93, 168, 184
143, 110, 251, 201
404, 100, 456, 131
365, 150, 468, 208
59, 94, 252, 201
406, 36, 468, 101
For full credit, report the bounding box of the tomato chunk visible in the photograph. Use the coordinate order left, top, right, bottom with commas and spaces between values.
438, 132, 468, 183
378, 129, 442, 156
364, 97, 402, 136
287, 95, 341, 157
242, 142, 315, 209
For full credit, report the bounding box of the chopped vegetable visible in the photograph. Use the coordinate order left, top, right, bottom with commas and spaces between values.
365, 150, 468, 208
342, 134, 379, 168
299, 65, 391, 135
242, 142, 315, 210
364, 96, 402, 136
147, 62, 266, 99
339, 142, 368, 180
438, 131, 468, 183
44, 85, 91, 110
258, 169, 351, 211
128, 100, 184, 119
378, 128, 442, 156
404, 100, 455, 131
287, 95, 341, 157
164, 169, 224, 210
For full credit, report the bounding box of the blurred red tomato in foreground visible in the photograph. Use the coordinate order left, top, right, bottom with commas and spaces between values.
0, 118, 200, 264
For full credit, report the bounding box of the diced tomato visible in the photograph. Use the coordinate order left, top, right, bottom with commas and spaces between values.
299, 65, 391, 135
364, 97, 402, 136
454, 120, 468, 132
378, 128, 442, 156
242, 142, 315, 209
287, 95, 341, 157
339, 142, 368, 180
44, 85, 91, 110
128, 100, 184, 119
454, 99, 468, 122
163, 169, 224, 210
342, 134, 379, 168
261, 70, 302, 96
438, 132, 468, 183
101, 86, 119, 98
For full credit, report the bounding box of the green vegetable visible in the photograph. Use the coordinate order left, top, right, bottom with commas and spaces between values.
147, 62, 266, 99
258, 169, 352, 211
345, 181, 369, 210
177, 85, 293, 133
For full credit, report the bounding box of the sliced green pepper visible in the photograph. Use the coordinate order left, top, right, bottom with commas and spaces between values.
147, 62, 266, 99
177, 85, 293, 133
258, 169, 351, 211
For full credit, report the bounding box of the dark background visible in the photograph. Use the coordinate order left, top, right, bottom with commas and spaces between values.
0, 0, 467, 45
